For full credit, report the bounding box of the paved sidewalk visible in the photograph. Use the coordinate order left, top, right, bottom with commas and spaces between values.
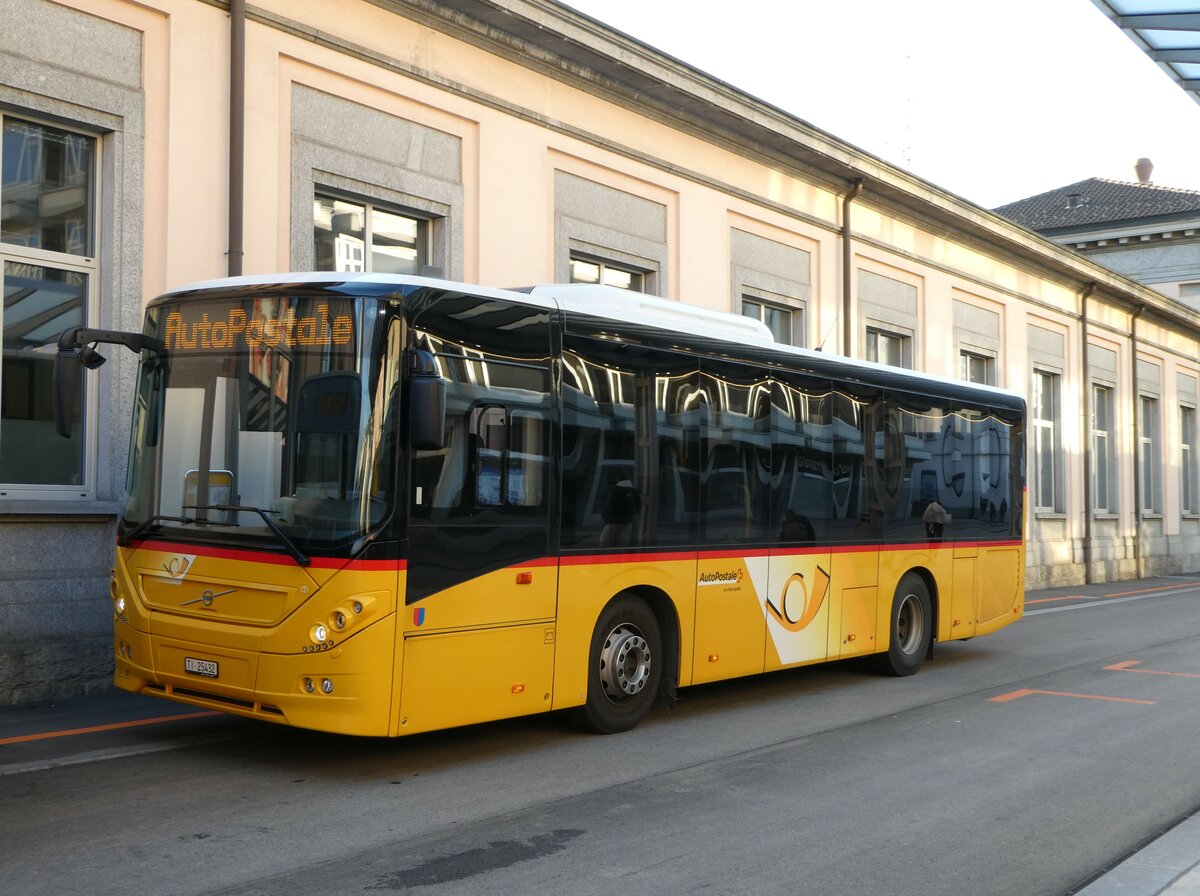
1074, 809, 1200, 894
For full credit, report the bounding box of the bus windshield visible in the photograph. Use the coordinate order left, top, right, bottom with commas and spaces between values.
122, 292, 399, 555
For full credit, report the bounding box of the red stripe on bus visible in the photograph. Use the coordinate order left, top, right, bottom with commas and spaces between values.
126, 538, 1020, 573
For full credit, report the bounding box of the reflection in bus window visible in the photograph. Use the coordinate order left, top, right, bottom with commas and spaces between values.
771, 374, 834, 545
408, 300, 551, 524
698, 361, 770, 544
560, 336, 698, 549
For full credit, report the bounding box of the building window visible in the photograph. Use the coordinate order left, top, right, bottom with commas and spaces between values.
1183, 405, 1197, 516
1091, 385, 1114, 513
742, 295, 803, 346
0, 118, 97, 492
569, 255, 646, 292
313, 193, 428, 274
865, 327, 911, 369
960, 350, 996, 385
1140, 396, 1161, 514
1032, 370, 1063, 513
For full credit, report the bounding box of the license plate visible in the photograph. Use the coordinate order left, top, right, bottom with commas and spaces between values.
185, 657, 219, 678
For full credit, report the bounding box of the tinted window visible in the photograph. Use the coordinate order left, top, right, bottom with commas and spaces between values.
561, 335, 698, 549
697, 361, 771, 544
771, 373, 834, 545
409, 295, 551, 525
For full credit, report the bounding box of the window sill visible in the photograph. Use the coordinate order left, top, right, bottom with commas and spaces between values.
1034, 512, 1067, 521
0, 499, 122, 520
1139, 513, 1164, 521
1090, 513, 1120, 521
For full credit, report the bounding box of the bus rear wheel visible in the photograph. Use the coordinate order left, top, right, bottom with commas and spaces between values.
574, 593, 663, 734
873, 573, 932, 677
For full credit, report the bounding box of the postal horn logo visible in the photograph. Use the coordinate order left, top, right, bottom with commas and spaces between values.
766, 566, 831, 632
161, 555, 196, 584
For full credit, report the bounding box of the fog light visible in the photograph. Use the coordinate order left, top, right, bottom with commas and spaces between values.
303, 677, 315, 694
333, 611, 346, 631
311, 624, 328, 645
321, 678, 334, 695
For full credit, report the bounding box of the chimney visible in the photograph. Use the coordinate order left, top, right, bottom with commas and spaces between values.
1135, 158, 1154, 183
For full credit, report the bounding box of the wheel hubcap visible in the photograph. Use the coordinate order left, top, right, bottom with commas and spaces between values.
897, 593, 925, 655
599, 624, 652, 700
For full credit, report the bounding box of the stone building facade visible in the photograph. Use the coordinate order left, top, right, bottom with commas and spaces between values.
2, 0, 1200, 701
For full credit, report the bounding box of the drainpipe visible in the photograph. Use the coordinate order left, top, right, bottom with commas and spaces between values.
1080, 283, 1096, 584
1131, 304, 1145, 579
842, 178, 864, 357
228, 0, 246, 277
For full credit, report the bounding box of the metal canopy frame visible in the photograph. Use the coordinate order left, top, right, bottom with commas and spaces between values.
1093, 1, 1200, 100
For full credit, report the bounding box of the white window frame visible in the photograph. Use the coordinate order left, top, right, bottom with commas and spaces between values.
1091, 384, 1114, 514
569, 253, 647, 292
959, 349, 996, 386
1140, 395, 1161, 515
741, 293, 805, 347
0, 115, 101, 500
865, 326, 912, 369
313, 191, 431, 275
1032, 369, 1063, 514
1182, 404, 1197, 517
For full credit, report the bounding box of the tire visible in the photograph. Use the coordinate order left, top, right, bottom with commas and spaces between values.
573, 593, 663, 734
872, 573, 932, 677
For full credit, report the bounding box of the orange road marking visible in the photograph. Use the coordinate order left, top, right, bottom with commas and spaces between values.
0, 711, 220, 746
989, 689, 1155, 705
1105, 660, 1200, 678
1025, 595, 1089, 605
1103, 583, 1200, 598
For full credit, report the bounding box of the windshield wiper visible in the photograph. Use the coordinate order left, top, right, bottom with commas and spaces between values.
182, 504, 311, 567
118, 514, 196, 547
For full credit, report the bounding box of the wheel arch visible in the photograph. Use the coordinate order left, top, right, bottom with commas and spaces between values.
615, 585, 681, 701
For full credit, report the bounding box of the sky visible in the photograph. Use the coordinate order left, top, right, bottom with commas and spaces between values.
560, 0, 1200, 210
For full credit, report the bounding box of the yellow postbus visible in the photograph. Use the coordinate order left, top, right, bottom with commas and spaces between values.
55, 273, 1025, 736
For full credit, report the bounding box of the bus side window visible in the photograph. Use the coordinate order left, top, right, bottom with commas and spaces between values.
468, 405, 548, 513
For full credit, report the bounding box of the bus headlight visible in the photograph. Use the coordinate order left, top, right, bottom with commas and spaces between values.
311, 624, 328, 645
332, 611, 346, 631
115, 596, 126, 615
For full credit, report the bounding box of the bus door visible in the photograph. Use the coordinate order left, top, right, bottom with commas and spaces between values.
826, 383, 886, 659
692, 359, 771, 684
763, 374, 836, 671
399, 292, 556, 733
556, 333, 700, 703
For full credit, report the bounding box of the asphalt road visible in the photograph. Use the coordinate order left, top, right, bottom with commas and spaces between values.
4, 575, 1200, 896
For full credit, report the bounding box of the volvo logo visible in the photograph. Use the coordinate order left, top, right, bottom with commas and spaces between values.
183, 588, 235, 607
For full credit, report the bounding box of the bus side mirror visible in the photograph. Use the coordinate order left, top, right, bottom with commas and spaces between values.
54, 347, 83, 438
407, 349, 446, 451
54, 327, 167, 438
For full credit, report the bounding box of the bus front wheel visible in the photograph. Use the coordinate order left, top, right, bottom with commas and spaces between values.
574, 593, 663, 734
873, 573, 932, 677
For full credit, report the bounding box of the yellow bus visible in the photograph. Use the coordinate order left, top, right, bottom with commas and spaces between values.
55, 273, 1025, 736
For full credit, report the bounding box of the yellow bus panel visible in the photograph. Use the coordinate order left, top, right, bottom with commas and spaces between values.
398, 623, 555, 735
